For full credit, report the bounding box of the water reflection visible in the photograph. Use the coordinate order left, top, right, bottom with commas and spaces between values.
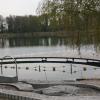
0, 36, 99, 48
0, 36, 99, 55
8, 37, 65, 47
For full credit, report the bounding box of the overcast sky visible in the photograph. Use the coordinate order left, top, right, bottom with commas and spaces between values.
0, 0, 41, 17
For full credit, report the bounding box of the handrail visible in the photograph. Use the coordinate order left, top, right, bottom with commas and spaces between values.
1, 56, 18, 77
0, 56, 100, 61
0, 56, 100, 67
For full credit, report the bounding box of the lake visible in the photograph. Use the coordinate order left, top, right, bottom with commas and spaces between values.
0, 36, 100, 81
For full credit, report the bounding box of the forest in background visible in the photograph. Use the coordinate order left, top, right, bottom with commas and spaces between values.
0, 0, 100, 33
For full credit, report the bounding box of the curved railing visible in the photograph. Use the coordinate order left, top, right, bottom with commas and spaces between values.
0, 56, 18, 77
0, 56, 100, 67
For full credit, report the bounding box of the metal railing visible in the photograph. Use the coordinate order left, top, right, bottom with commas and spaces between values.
0, 56, 18, 77
0, 56, 100, 67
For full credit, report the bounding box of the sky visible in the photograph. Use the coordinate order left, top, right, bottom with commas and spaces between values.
0, 0, 41, 17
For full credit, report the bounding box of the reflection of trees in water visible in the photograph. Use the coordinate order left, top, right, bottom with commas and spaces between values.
0, 38, 9, 48
0, 33, 100, 53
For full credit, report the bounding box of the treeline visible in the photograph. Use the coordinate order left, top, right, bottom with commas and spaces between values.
0, 0, 100, 33
37, 0, 100, 32
0, 14, 54, 33
0, 15, 45, 33
7, 15, 45, 33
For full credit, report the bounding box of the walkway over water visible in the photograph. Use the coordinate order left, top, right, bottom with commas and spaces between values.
0, 57, 100, 67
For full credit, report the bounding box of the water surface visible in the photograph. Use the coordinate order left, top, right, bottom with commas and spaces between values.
0, 36, 100, 81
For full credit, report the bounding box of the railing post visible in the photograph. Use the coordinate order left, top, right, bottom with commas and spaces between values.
15, 59, 18, 77
1, 56, 18, 78
70, 63, 73, 74
1, 59, 3, 75
39, 65, 41, 72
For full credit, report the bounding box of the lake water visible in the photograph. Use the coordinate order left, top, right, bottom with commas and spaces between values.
0, 37, 100, 81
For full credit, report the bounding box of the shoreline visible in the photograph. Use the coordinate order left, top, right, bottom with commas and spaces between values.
0, 31, 96, 38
